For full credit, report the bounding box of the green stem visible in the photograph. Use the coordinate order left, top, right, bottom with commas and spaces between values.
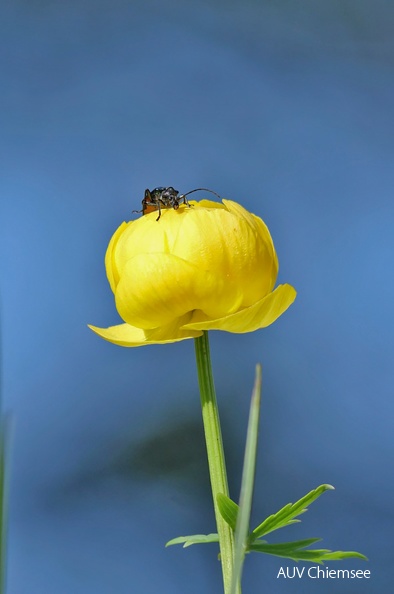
194, 332, 239, 594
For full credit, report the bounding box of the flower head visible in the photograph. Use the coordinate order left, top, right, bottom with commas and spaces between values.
89, 199, 296, 346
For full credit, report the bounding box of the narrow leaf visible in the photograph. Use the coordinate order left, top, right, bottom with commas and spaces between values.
317, 551, 368, 562
231, 364, 262, 594
217, 493, 239, 531
251, 484, 334, 540
250, 538, 322, 554
249, 539, 367, 563
165, 533, 219, 548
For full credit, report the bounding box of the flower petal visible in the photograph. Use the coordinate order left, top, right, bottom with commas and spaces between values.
88, 320, 202, 347
181, 284, 297, 333
105, 221, 129, 293
114, 252, 240, 329
169, 204, 278, 306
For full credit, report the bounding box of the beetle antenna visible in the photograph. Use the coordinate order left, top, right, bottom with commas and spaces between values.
180, 188, 222, 199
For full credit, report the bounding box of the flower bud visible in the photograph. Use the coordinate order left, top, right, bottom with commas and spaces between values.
89, 199, 296, 346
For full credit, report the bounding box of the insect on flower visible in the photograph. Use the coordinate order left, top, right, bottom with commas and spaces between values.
134, 186, 222, 221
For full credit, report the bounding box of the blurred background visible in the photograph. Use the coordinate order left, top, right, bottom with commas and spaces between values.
1, 1, 393, 592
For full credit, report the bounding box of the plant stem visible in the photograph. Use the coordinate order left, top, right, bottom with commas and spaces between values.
194, 332, 239, 594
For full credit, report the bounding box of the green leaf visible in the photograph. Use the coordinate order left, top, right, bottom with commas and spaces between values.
165, 533, 219, 548
249, 537, 367, 563
217, 493, 239, 531
250, 484, 334, 541
250, 538, 322, 554
231, 364, 262, 594
315, 550, 368, 562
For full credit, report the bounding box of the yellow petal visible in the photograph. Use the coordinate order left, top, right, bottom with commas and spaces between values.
181, 284, 297, 333
169, 205, 277, 306
105, 221, 130, 293
88, 320, 202, 347
114, 252, 240, 329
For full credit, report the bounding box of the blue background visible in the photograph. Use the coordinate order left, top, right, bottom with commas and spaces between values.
1, 1, 393, 593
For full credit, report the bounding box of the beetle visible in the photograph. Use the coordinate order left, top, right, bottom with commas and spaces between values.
134, 186, 222, 221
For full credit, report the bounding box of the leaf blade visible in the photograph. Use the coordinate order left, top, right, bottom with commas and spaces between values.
217, 493, 239, 532
250, 484, 334, 540
249, 538, 368, 564
231, 364, 262, 594
165, 533, 219, 548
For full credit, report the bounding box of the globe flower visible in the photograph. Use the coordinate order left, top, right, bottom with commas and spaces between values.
89, 199, 296, 347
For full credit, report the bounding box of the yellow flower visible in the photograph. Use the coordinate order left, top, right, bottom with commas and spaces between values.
89, 199, 296, 347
